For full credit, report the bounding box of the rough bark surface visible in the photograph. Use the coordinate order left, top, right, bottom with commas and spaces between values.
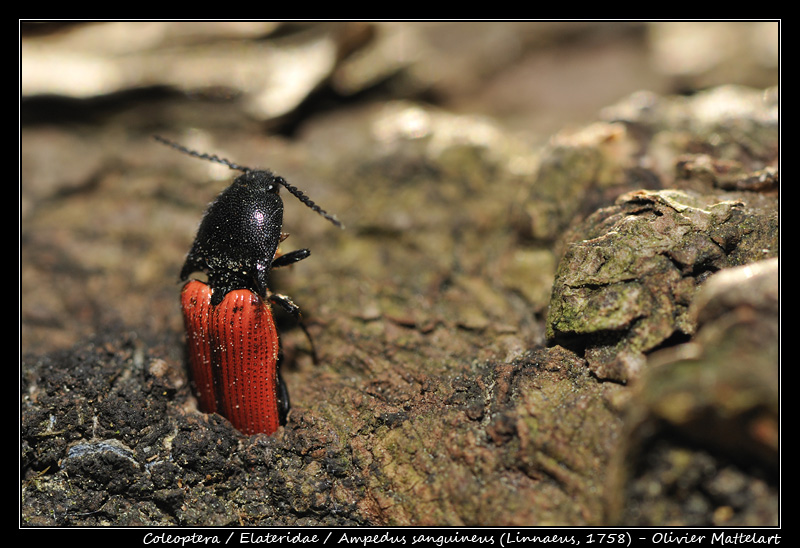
21, 23, 779, 527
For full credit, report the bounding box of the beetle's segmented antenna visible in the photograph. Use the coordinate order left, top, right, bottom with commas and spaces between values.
154, 135, 251, 173
275, 177, 344, 229
155, 135, 344, 229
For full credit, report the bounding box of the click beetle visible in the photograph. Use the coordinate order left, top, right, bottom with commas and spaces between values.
156, 135, 342, 435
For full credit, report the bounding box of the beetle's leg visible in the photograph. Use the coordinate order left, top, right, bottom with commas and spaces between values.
272, 248, 310, 269
277, 362, 291, 426
269, 292, 302, 318
269, 292, 318, 364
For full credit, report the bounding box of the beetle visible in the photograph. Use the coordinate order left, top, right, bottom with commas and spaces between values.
156, 135, 342, 435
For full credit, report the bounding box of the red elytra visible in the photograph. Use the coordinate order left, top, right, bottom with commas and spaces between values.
181, 280, 282, 436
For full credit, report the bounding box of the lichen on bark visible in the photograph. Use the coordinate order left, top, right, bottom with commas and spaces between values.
546, 188, 777, 382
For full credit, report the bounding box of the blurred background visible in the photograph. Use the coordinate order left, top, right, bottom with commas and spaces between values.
20, 21, 780, 355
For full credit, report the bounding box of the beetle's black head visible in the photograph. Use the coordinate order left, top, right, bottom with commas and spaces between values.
156, 135, 343, 305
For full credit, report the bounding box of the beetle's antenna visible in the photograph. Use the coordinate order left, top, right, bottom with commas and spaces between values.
274, 176, 344, 229
155, 135, 344, 229
154, 135, 251, 173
